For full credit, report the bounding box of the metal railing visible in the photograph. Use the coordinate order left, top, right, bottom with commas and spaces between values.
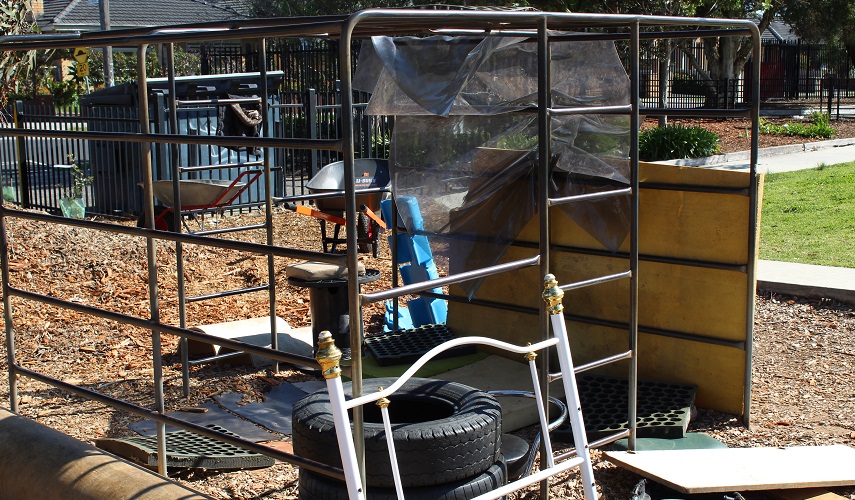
0, 10, 760, 500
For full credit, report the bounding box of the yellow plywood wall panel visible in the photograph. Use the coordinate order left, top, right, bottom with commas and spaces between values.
637, 333, 746, 414
447, 161, 756, 415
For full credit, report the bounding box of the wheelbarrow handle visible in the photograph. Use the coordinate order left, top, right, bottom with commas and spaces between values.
284, 202, 348, 226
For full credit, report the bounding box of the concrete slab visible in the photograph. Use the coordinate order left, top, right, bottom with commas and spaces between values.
185, 317, 313, 367
758, 260, 855, 305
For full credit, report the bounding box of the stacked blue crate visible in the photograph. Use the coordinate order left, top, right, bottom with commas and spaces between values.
381, 197, 448, 331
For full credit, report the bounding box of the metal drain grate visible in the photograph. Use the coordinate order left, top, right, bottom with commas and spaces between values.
364, 324, 475, 366
95, 424, 274, 470
553, 376, 696, 442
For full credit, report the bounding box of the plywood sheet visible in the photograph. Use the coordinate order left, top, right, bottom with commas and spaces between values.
604, 446, 855, 493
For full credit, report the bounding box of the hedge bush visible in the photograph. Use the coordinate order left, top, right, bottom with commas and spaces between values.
639, 124, 720, 161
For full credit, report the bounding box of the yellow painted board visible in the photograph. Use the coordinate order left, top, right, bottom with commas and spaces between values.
638, 161, 750, 188
460, 246, 749, 343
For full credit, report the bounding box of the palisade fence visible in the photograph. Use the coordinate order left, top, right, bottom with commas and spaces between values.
0, 89, 389, 218
2, 37, 851, 216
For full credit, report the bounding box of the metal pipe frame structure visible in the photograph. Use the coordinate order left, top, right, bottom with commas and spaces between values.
0, 9, 760, 498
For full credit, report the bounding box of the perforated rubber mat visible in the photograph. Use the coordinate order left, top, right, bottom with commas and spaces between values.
553, 375, 696, 442
95, 424, 274, 470
364, 324, 475, 366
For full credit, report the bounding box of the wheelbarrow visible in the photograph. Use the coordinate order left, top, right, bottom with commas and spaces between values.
137, 169, 263, 232
289, 159, 389, 257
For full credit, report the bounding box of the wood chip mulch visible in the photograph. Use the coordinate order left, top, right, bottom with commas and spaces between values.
1, 120, 854, 499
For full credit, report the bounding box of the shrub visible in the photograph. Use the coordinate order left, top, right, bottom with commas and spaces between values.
639, 124, 720, 161
759, 112, 835, 139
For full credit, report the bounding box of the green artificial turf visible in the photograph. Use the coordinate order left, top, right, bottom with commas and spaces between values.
760, 161, 855, 268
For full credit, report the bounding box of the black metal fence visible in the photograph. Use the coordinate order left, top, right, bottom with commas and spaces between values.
3, 37, 852, 216
1, 90, 390, 218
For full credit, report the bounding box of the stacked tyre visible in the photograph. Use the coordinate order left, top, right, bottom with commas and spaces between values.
293, 377, 505, 499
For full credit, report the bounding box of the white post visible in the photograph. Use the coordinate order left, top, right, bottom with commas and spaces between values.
317, 331, 365, 500
526, 352, 555, 469
378, 393, 405, 500
543, 274, 598, 500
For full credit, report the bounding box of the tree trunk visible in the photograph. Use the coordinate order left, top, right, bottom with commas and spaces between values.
658, 39, 672, 127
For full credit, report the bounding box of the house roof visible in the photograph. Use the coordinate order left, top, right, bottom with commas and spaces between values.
759, 17, 800, 42
38, 0, 249, 33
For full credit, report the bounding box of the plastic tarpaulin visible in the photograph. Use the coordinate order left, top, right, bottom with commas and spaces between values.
355, 34, 631, 298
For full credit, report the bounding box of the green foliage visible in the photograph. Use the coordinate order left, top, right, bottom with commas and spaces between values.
761, 161, 855, 268
759, 112, 836, 139
495, 132, 537, 150
638, 124, 720, 161
87, 47, 200, 88
0, 0, 54, 105
59, 154, 92, 199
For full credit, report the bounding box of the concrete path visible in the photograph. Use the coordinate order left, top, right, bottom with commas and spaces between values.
758, 260, 855, 304
662, 137, 855, 174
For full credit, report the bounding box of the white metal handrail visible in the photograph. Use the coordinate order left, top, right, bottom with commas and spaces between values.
314, 273, 599, 500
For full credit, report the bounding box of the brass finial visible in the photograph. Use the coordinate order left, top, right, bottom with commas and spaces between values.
525, 343, 538, 362
542, 274, 564, 315
315, 331, 342, 379
376, 387, 390, 409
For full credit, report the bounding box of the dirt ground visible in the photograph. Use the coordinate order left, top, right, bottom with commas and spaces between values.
1, 117, 854, 499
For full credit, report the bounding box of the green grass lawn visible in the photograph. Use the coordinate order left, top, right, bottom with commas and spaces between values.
760, 161, 855, 268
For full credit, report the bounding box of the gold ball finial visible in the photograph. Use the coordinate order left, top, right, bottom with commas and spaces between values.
315, 331, 342, 379
376, 387, 391, 409
542, 273, 564, 315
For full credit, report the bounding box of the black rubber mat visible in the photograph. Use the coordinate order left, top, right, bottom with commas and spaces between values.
364, 324, 475, 366
214, 382, 306, 435
95, 425, 274, 470
553, 375, 696, 442
127, 401, 278, 442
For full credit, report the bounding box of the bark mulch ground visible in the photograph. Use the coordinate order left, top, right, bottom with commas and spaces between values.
0, 117, 854, 499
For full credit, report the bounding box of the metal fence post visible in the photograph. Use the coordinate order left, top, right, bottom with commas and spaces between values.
306, 88, 318, 178
13, 101, 30, 209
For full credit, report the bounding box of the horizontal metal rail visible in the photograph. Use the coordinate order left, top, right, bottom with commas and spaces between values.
548, 187, 632, 207
640, 107, 751, 118
10, 363, 341, 478
179, 161, 264, 173
549, 349, 634, 382
187, 350, 254, 366
420, 290, 746, 350
512, 240, 748, 273
175, 97, 262, 106
186, 285, 270, 303
8, 286, 321, 368
640, 181, 749, 196
2, 207, 346, 264
566, 312, 746, 350
0, 127, 344, 152
559, 270, 633, 291
189, 223, 267, 236
549, 104, 633, 116
275, 186, 391, 205
0, 10, 759, 52
360, 255, 540, 305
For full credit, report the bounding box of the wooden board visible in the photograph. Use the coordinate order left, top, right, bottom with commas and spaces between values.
604, 446, 855, 493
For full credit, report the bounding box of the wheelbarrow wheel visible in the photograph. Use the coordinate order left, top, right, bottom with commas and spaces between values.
357, 212, 371, 254
136, 205, 176, 232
